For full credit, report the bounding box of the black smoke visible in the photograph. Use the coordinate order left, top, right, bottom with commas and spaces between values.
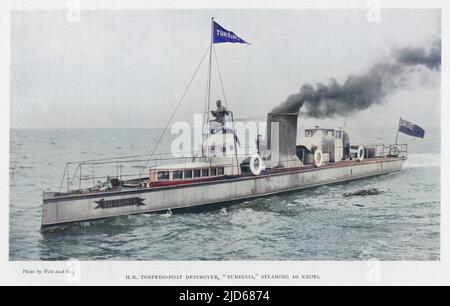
395, 40, 441, 70
271, 39, 441, 117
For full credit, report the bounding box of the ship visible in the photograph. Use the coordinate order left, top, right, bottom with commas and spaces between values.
41, 18, 407, 229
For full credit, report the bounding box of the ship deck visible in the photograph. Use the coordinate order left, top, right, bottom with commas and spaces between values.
45, 156, 405, 202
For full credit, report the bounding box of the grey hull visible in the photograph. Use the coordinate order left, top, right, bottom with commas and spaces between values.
41, 158, 404, 229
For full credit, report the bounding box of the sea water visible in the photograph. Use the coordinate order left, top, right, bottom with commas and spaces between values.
9, 126, 440, 260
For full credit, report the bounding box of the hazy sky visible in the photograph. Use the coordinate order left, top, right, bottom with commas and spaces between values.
10, 9, 441, 129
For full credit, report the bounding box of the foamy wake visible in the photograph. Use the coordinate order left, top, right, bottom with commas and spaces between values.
404, 153, 440, 169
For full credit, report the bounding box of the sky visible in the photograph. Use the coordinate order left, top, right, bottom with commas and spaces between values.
10, 9, 441, 129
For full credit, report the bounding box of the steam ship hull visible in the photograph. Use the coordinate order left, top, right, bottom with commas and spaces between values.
41, 157, 404, 229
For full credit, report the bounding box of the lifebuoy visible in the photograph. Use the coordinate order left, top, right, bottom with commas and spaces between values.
389, 145, 400, 157
357, 146, 364, 161
249, 154, 264, 176
313, 149, 323, 168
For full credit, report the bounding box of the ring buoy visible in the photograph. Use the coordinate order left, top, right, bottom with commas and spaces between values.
249, 154, 264, 176
389, 145, 400, 157
357, 146, 364, 161
313, 149, 323, 168
356, 146, 364, 161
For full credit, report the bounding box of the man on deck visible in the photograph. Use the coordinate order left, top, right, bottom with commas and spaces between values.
211, 100, 230, 125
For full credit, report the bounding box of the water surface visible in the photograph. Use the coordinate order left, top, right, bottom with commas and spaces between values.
9, 127, 440, 260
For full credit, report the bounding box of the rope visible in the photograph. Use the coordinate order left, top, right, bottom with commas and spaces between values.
202, 49, 211, 136
213, 45, 240, 174
141, 45, 210, 175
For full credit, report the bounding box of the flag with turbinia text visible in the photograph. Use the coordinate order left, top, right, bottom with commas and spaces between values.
212, 21, 250, 44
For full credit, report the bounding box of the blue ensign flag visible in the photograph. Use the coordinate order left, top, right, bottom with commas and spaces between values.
213, 21, 249, 44
398, 118, 425, 138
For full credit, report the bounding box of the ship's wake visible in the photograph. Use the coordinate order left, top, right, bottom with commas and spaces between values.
404, 153, 440, 169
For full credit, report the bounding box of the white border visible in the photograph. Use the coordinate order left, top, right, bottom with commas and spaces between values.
1, 0, 449, 286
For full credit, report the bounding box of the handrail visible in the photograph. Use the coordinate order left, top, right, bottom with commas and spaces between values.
57, 143, 408, 192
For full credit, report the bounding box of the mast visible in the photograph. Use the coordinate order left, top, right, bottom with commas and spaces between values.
202, 17, 214, 157
206, 17, 214, 130
395, 117, 401, 145
204, 18, 240, 175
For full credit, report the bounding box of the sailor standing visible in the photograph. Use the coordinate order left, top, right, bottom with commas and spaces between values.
211, 100, 230, 126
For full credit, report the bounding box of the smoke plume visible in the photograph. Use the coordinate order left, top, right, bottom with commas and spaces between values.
271, 39, 441, 117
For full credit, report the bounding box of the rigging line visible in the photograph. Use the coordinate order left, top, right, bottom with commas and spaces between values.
140, 45, 210, 175
206, 49, 213, 131
212, 44, 229, 109
213, 45, 240, 175
200, 55, 210, 157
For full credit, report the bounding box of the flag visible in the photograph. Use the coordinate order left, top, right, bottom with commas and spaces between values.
213, 21, 249, 44
398, 118, 425, 138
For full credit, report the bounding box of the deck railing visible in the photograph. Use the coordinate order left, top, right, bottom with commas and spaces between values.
58, 151, 247, 192
59, 151, 193, 192
57, 143, 407, 192
353, 143, 408, 159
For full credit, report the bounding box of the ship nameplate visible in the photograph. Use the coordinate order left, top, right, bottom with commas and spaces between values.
94, 197, 145, 209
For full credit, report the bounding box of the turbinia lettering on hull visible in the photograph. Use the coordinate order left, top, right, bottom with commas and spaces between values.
179, 290, 213, 303
94, 197, 145, 209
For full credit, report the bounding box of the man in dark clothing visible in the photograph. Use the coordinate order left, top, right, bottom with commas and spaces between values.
211, 100, 229, 125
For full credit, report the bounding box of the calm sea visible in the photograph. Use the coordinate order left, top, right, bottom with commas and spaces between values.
9, 126, 440, 260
